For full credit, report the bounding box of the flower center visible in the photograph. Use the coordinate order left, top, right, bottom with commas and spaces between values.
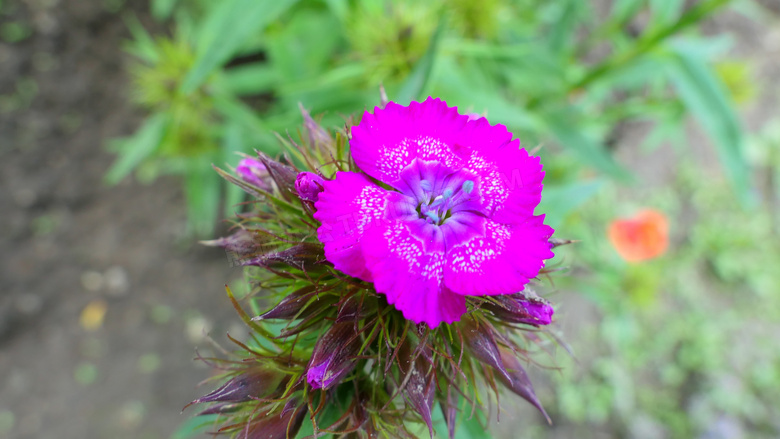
415, 178, 475, 226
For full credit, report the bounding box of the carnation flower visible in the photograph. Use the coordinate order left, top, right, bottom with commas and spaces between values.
314, 97, 555, 328
189, 99, 570, 439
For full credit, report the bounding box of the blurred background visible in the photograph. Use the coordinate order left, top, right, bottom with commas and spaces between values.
2, 0, 780, 438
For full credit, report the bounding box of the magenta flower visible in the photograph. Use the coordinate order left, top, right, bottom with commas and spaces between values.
517, 298, 554, 325
482, 292, 555, 326
314, 98, 554, 328
295, 172, 325, 202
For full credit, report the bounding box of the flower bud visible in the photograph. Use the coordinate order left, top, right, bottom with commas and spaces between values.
516, 298, 554, 325
306, 322, 361, 390
252, 286, 334, 321
300, 104, 334, 152
236, 157, 269, 189
459, 318, 511, 383
482, 292, 554, 326
295, 172, 325, 203
201, 228, 261, 262
242, 403, 308, 439
186, 366, 284, 408
196, 402, 240, 416
241, 242, 326, 272
440, 388, 458, 439
398, 341, 435, 438
257, 153, 299, 201
497, 346, 551, 424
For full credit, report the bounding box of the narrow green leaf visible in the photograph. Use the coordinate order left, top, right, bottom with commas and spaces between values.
536, 180, 605, 229
222, 124, 246, 218
548, 0, 581, 54
105, 114, 168, 185
185, 157, 221, 237
454, 412, 492, 439
396, 16, 446, 104
667, 44, 751, 204
212, 96, 278, 153
151, 0, 179, 21
649, 0, 684, 27
181, 0, 299, 94
543, 111, 631, 181
123, 15, 159, 63
169, 414, 219, 439
609, 0, 644, 23
323, 0, 348, 21
220, 63, 279, 95
263, 10, 342, 83
434, 57, 539, 132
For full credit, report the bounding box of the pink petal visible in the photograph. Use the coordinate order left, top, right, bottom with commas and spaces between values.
314, 172, 414, 281
350, 98, 544, 224
444, 215, 554, 296
461, 137, 545, 223
361, 221, 467, 328
350, 97, 472, 188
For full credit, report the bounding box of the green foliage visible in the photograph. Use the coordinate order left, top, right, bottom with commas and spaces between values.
111, 2, 771, 434
180, 116, 560, 439
549, 162, 780, 438
110, 0, 753, 237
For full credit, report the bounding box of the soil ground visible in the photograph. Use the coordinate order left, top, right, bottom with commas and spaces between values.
0, 2, 242, 438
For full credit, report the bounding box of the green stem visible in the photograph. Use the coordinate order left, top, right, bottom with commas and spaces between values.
528, 0, 733, 109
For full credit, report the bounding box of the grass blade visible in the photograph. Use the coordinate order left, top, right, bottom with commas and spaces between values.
395, 15, 446, 104
222, 124, 246, 218
151, 0, 179, 21
105, 114, 167, 185
543, 110, 631, 181
184, 156, 221, 237
181, 0, 299, 94
667, 43, 751, 204
536, 179, 605, 229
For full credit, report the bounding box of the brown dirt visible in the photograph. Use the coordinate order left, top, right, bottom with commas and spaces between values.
0, 1, 241, 438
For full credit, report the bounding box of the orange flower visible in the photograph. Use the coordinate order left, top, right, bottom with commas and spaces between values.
607, 209, 669, 262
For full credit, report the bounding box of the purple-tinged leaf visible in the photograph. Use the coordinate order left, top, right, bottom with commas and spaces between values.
460, 318, 511, 383
549, 237, 578, 248
399, 341, 435, 438
256, 152, 298, 201
482, 292, 554, 326
336, 295, 370, 323
236, 157, 270, 189
306, 322, 361, 390
252, 286, 331, 321
440, 386, 459, 439
498, 347, 551, 424
201, 228, 260, 255
299, 104, 334, 153
241, 404, 308, 439
242, 243, 325, 271
186, 367, 283, 409
196, 402, 239, 416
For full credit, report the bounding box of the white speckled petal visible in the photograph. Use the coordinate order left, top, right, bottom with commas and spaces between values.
443, 215, 554, 296
350, 98, 544, 224
314, 172, 415, 281
361, 220, 467, 328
